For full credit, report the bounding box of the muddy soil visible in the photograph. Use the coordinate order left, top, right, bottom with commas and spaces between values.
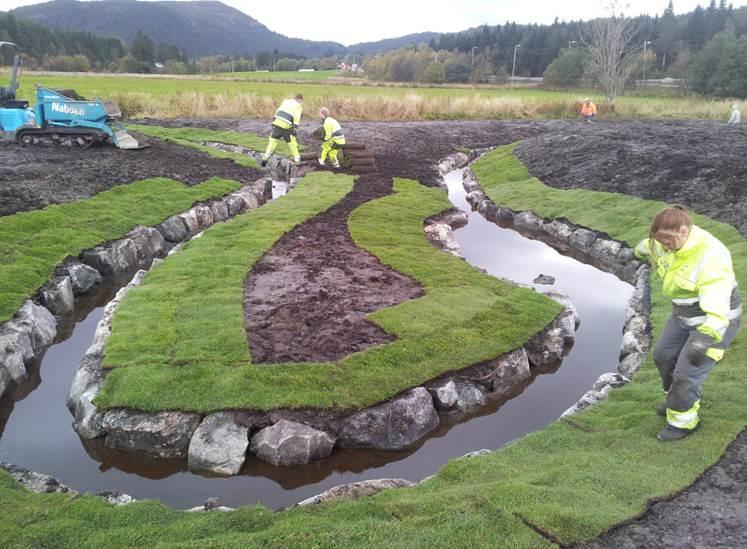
0, 137, 260, 216
245, 174, 423, 363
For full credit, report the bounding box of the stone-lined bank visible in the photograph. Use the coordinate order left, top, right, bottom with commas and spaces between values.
439, 151, 652, 418
0, 167, 301, 403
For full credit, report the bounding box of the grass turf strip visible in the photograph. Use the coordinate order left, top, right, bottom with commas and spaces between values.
1, 147, 743, 547
97, 175, 559, 411
128, 124, 297, 167
0, 177, 240, 324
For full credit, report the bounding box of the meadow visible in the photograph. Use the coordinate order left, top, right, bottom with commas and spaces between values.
8, 70, 737, 121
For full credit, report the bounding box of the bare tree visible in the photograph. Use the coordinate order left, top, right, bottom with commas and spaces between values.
583, 3, 640, 103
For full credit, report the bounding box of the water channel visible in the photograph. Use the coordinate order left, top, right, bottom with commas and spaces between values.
0, 169, 632, 509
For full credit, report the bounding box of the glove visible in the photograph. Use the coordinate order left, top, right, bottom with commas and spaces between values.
290, 124, 298, 136
683, 331, 714, 367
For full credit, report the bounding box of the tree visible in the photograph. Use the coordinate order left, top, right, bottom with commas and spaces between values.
689, 31, 747, 97
543, 47, 589, 88
130, 30, 155, 64
583, 4, 640, 102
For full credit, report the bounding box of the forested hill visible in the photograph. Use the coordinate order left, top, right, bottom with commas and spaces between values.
11, 0, 346, 57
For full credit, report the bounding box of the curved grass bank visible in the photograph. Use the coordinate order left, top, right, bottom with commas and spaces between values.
0, 177, 240, 323
97, 177, 558, 412
1, 149, 744, 547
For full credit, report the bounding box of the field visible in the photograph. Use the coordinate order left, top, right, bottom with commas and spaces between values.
7, 70, 738, 120
0, 82, 745, 547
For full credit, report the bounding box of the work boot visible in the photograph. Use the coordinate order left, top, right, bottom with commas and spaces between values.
294, 157, 301, 165
318, 158, 325, 166
656, 422, 700, 442
656, 401, 667, 417
331, 161, 340, 168
260, 157, 268, 168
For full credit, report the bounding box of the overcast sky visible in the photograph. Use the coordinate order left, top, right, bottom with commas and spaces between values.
1, 0, 745, 45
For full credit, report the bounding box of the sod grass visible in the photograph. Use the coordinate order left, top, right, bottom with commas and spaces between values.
0, 177, 240, 323
96, 175, 559, 411
1, 147, 744, 547
128, 124, 297, 166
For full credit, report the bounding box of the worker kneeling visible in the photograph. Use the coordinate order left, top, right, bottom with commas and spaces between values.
634, 206, 742, 441
318, 107, 345, 168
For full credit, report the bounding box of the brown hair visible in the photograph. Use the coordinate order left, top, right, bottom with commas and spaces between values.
650, 205, 692, 236
295, 94, 304, 101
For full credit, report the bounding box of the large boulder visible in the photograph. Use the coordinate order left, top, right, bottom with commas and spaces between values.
0, 328, 34, 384
209, 201, 229, 222
525, 327, 566, 370
490, 348, 532, 395
40, 276, 74, 316
249, 419, 335, 466
101, 410, 202, 458
338, 387, 439, 450
188, 412, 250, 475
454, 381, 487, 411
428, 380, 459, 411
67, 353, 104, 412
156, 215, 188, 242
513, 211, 544, 232
6, 300, 56, 353
128, 226, 165, 264
73, 387, 105, 439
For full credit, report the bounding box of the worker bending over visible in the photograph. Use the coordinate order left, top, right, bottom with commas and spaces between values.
728, 103, 741, 124
318, 107, 345, 168
581, 97, 597, 122
635, 206, 742, 441
262, 93, 303, 167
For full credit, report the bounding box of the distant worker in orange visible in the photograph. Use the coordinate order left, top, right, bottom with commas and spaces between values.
581, 97, 597, 122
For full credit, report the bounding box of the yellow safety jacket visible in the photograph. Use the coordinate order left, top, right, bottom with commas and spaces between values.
322, 116, 345, 145
273, 98, 303, 130
635, 225, 742, 359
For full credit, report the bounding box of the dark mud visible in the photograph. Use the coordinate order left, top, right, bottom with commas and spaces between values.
0, 137, 260, 217
245, 174, 423, 363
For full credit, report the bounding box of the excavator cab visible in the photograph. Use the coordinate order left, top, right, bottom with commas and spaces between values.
0, 41, 35, 133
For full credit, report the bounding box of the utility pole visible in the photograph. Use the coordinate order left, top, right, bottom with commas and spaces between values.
642, 40, 652, 87
471, 46, 477, 69
511, 44, 521, 85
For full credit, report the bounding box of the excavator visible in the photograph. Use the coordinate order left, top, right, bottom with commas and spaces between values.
0, 41, 146, 149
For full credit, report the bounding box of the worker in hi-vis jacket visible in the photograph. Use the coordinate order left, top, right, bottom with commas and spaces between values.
317, 107, 345, 168
261, 93, 303, 167
634, 205, 742, 441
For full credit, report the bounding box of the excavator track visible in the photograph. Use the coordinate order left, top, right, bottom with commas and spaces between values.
15, 127, 109, 148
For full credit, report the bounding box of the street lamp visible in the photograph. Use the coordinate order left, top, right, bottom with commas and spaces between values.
569, 40, 576, 48
471, 46, 477, 69
642, 40, 652, 86
511, 44, 521, 85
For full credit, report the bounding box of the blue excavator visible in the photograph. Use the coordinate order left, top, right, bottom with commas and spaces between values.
0, 42, 146, 149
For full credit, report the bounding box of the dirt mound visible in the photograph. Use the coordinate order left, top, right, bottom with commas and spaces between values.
515, 120, 747, 238
245, 174, 423, 363
0, 138, 260, 217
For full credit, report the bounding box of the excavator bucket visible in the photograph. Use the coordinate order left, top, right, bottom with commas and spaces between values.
114, 130, 149, 150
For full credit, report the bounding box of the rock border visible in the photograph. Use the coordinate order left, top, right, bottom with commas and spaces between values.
0, 176, 273, 402
439, 151, 652, 419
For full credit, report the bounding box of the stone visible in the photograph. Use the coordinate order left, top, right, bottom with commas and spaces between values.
454, 381, 487, 411
0, 367, 11, 397
188, 412, 250, 475
533, 273, 556, 285
465, 190, 485, 206
494, 206, 515, 223
249, 419, 335, 466
73, 387, 106, 439
424, 223, 459, 251
561, 385, 612, 418
514, 211, 544, 232
590, 238, 622, 265
296, 479, 415, 506
592, 372, 628, 392
180, 209, 200, 234
569, 228, 597, 251
525, 327, 565, 369
194, 205, 214, 229
6, 300, 57, 354
457, 449, 493, 460
67, 353, 104, 412
542, 220, 573, 242
210, 201, 229, 222
338, 387, 439, 450
97, 490, 136, 506
40, 276, 74, 316
66, 262, 102, 295
620, 316, 650, 359
128, 226, 165, 264
156, 215, 188, 242
226, 195, 245, 217
81, 246, 116, 276
491, 348, 532, 394
110, 238, 138, 273
429, 380, 459, 410
543, 290, 581, 330
481, 203, 500, 222
618, 352, 646, 378
0, 462, 77, 495
102, 410, 202, 458
0, 327, 34, 384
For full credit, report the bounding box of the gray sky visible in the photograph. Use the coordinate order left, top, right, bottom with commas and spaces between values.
1, 0, 745, 45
